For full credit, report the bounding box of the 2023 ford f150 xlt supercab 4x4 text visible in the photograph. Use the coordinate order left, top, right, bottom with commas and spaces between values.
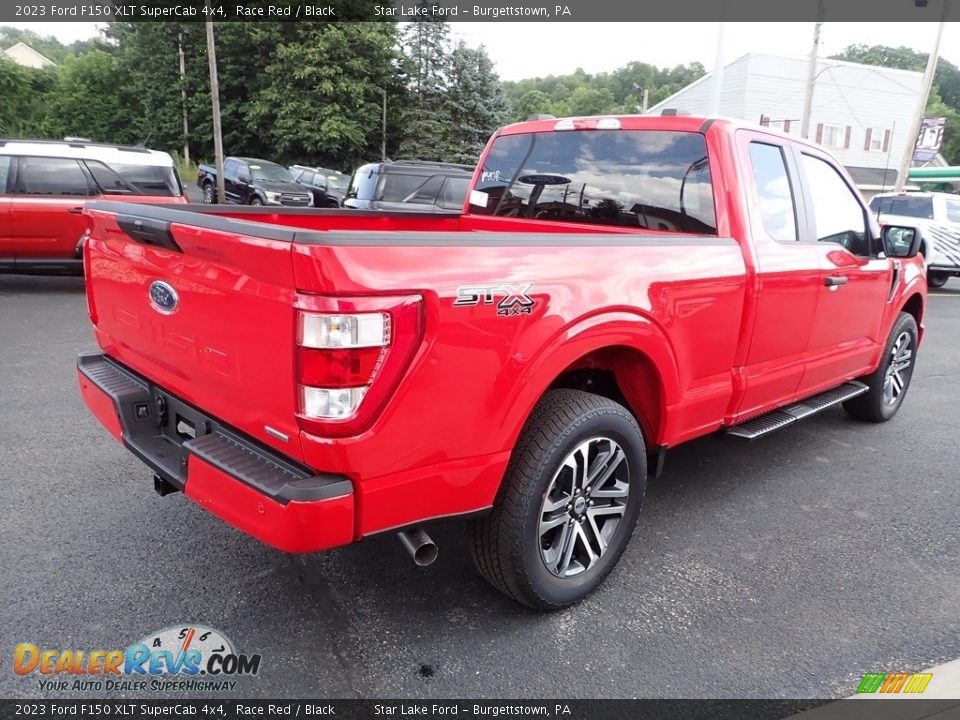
77, 115, 926, 609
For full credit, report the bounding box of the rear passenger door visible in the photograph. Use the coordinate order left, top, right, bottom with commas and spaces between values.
793, 150, 892, 391
0, 156, 13, 271
9, 156, 97, 269
734, 132, 822, 418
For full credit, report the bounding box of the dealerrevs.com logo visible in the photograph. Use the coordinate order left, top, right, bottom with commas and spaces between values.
14, 625, 261, 693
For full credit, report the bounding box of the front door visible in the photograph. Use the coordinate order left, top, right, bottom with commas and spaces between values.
793, 150, 892, 394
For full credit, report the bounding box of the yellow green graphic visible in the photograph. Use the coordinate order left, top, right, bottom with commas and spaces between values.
856, 672, 933, 694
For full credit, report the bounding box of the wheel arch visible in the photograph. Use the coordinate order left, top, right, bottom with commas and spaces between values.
496, 314, 681, 454
900, 292, 924, 341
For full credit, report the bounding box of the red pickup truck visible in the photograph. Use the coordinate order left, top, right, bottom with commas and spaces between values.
77, 115, 926, 609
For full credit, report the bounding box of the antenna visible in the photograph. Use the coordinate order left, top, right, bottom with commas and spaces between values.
877, 120, 896, 223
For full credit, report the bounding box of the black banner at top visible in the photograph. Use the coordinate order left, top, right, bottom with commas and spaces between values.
4, 0, 960, 23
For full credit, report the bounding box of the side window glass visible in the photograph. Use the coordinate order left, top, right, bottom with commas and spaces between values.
0, 156, 11, 193
19, 157, 94, 196
801, 154, 868, 255
748, 142, 798, 242
224, 159, 238, 179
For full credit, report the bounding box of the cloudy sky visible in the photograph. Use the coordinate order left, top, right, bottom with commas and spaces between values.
5, 21, 959, 82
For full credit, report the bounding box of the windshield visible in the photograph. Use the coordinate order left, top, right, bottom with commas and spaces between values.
471, 129, 716, 233
249, 163, 294, 182
869, 195, 934, 219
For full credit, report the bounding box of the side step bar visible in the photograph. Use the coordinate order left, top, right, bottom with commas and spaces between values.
724, 381, 868, 441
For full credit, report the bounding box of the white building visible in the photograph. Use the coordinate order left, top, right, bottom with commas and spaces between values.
3, 42, 56, 70
648, 53, 923, 198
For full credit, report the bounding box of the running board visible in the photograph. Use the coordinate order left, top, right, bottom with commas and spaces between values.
724, 381, 869, 441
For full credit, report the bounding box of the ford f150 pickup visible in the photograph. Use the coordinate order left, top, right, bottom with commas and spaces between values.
77, 115, 927, 609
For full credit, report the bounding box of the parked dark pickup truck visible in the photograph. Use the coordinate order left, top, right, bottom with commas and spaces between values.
197, 157, 313, 206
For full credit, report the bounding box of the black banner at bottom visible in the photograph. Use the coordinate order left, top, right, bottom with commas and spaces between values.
2, 699, 959, 720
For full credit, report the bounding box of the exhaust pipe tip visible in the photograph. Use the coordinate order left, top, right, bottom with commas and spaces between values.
397, 527, 438, 567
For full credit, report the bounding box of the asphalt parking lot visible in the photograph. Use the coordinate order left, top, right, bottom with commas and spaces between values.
2, 275, 959, 700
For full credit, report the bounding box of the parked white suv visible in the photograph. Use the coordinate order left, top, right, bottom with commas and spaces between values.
868, 191, 960, 288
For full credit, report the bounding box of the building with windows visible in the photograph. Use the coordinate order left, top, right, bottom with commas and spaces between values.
647, 53, 923, 199
2, 42, 56, 70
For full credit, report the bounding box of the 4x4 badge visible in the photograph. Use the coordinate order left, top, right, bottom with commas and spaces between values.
454, 283, 536, 316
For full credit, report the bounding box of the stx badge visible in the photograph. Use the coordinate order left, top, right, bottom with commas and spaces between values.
454, 283, 536, 316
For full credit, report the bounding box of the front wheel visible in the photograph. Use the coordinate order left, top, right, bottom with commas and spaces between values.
843, 312, 918, 422
250, 197, 263, 206
928, 271, 949, 289
470, 389, 646, 610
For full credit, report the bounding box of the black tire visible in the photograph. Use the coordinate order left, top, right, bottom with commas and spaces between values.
250, 196, 263, 206
928, 271, 949, 289
843, 312, 919, 422
201, 182, 215, 204
470, 389, 647, 610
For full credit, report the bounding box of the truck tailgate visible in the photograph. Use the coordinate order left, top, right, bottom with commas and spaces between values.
84, 205, 303, 460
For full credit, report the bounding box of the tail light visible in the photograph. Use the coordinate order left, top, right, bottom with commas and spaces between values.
295, 294, 423, 437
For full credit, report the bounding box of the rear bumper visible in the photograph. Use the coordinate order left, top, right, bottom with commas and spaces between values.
77, 352, 354, 553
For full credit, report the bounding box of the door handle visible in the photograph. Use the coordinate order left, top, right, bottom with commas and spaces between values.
824, 275, 848, 287
67, 207, 84, 214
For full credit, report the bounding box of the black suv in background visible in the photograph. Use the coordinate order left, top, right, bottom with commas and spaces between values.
343, 160, 474, 213
289, 165, 350, 208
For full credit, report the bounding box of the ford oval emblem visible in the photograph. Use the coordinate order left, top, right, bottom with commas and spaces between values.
148, 281, 179, 314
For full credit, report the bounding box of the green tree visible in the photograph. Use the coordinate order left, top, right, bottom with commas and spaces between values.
249, 22, 405, 168
0, 58, 56, 136
440, 42, 508, 163
42, 50, 137, 144
398, 14, 449, 160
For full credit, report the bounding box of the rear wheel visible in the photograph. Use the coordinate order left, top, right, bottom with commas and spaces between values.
843, 312, 918, 422
470, 389, 646, 610
928, 271, 949, 289
202, 182, 215, 204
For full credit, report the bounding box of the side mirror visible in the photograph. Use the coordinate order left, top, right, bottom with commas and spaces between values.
881, 225, 922, 259
238, 172, 252, 184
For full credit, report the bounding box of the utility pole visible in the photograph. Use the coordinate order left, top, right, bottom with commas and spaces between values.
895, 0, 951, 192
800, 0, 826, 139
205, 4, 225, 204
708, 11, 726, 116
178, 29, 190, 166
381, 88, 387, 162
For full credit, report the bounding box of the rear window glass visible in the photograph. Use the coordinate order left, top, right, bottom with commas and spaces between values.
380, 173, 434, 202
85, 161, 181, 197
19, 156, 95, 196
0, 156, 11, 193
471, 129, 716, 233
438, 177, 470, 210
869, 195, 934, 219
